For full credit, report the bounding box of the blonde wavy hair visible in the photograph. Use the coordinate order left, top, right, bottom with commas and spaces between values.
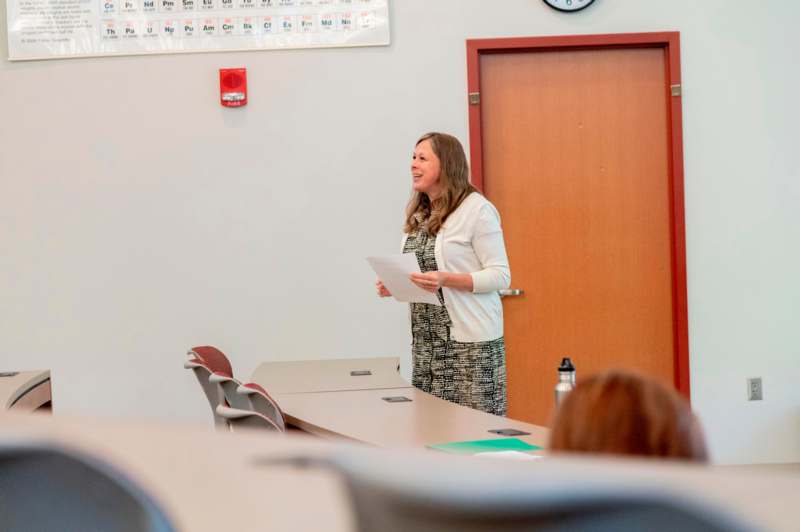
404, 132, 477, 236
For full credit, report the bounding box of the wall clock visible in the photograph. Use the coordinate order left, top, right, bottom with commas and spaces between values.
543, 0, 596, 13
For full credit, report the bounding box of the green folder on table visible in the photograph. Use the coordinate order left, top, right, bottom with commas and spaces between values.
428, 437, 542, 454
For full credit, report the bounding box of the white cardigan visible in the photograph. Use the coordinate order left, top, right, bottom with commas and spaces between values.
402, 192, 511, 342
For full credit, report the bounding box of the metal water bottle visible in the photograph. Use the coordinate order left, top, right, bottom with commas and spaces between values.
554, 357, 576, 407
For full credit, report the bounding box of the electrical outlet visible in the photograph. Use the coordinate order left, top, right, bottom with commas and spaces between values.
747, 377, 763, 401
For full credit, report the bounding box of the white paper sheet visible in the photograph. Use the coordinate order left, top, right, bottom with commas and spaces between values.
474, 451, 544, 461
367, 254, 441, 306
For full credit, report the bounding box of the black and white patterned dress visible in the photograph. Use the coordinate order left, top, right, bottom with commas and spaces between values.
404, 225, 507, 416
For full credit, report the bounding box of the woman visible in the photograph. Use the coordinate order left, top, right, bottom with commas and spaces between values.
549, 370, 709, 462
376, 132, 511, 415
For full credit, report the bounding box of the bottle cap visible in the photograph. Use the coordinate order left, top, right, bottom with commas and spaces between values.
558, 357, 575, 372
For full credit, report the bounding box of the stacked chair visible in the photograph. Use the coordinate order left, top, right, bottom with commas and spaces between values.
183, 346, 232, 430
184, 345, 285, 433
235, 382, 286, 432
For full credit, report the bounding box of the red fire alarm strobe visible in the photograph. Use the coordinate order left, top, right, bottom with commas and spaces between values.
219, 68, 247, 107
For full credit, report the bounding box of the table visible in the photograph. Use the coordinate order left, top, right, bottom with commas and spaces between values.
2, 413, 798, 531
0, 369, 51, 411
251, 358, 548, 450
0, 412, 351, 532
250, 357, 410, 394
274, 387, 549, 450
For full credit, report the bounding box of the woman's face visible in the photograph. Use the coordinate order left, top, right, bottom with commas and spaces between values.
411, 139, 442, 198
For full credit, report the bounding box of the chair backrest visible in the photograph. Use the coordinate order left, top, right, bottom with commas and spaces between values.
208, 372, 250, 410
188, 346, 233, 378
328, 449, 759, 532
183, 358, 227, 430
0, 443, 176, 532
238, 383, 286, 432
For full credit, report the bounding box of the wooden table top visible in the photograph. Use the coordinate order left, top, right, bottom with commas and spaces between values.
250, 357, 410, 394
0, 412, 352, 532
2, 413, 799, 532
274, 387, 550, 450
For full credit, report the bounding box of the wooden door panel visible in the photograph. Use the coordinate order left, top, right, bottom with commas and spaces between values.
481, 47, 675, 425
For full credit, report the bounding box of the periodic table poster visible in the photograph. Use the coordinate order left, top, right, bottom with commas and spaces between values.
6, 0, 389, 60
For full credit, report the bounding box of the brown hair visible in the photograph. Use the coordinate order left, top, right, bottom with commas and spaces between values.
549, 370, 708, 462
404, 132, 477, 236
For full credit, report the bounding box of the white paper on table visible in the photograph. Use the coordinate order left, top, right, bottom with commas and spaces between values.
474, 451, 544, 461
367, 254, 442, 306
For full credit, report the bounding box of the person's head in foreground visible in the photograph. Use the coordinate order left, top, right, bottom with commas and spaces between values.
549, 370, 708, 462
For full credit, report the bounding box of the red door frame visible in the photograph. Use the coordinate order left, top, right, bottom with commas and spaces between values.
466, 32, 691, 400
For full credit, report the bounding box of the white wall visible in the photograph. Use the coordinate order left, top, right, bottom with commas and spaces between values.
1, 0, 797, 465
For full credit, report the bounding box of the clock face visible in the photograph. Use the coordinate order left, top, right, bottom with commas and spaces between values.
543, 0, 596, 12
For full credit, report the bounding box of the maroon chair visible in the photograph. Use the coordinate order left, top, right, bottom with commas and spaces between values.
210, 376, 286, 433
236, 382, 286, 432
208, 372, 249, 410
189, 346, 233, 378
184, 346, 235, 430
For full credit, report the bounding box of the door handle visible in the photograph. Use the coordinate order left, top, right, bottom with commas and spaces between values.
498, 289, 524, 297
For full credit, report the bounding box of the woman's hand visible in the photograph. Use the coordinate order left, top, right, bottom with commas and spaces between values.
409, 271, 449, 293
376, 280, 392, 297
